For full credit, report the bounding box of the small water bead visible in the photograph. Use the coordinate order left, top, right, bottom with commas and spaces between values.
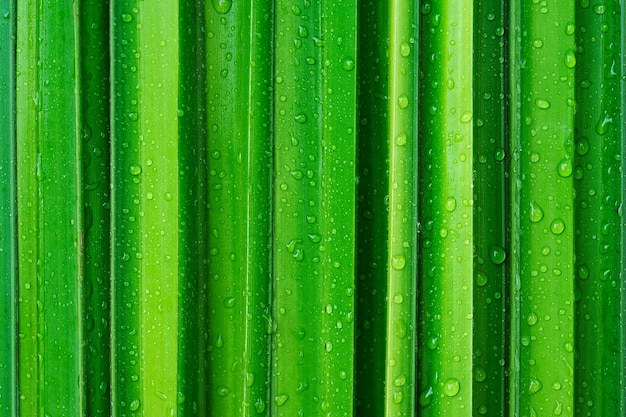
217, 386, 231, 397
211, 0, 233, 13
398, 94, 409, 109
342, 58, 355, 71
129, 399, 140, 411
443, 378, 460, 397
394, 375, 407, 387
460, 111, 472, 123
576, 136, 590, 155
474, 366, 487, 382
445, 196, 456, 212
393, 293, 404, 304
550, 218, 565, 235
476, 271, 488, 287
254, 398, 266, 413
129, 164, 142, 176
294, 113, 308, 124
527, 312, 538, 326
395, 133, 407, 146
564, 49, 577, 68
592, 3, 606, 14
535, 98, 551, 109
528, 377, 543, 394
121, 13, 132, 22
392, 254, 406, 270
325, 341, 333, 352
529, 200, 544, 223
400, 42, 411, 57
557, 158, 573, 177
274, 394, 289, 407
489, 245, 506, 265
128, 112, 139, 121
532, 38, 543, 48
595, 113, 612, 135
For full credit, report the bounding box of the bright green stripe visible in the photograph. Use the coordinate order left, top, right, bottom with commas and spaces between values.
272, 0, 357, 415
355, 1, 389, 414
513, 1, 576, 416
205, 0, 272, 414
177, 0, 208, 415
384, 0, 418, 415
0, 0, 16, 415
111, 0, 185, 414
80, 0, 110, 414
574, 1, 624, 415
473, 1, 508, 415
16, 0, 84, 415
418, 1, 473, 414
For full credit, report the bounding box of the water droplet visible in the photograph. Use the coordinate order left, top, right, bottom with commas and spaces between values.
121, 13, 132, 22
400, 42, 411, 57
528, 377, 543, 394
393, 391, 403, 404
476, 271, 488, 287
557, 158, 572, 177
393, 293, 404, 304
392, 254, 406, 270
395, 133, 407, 146
550, 218, 565, 235
592, 3, 606, 14
532, 38, 543, 48
211, 0, 233, 14
128, 112, 139, 121
529, 201, 544, 223
595, 113, 612, 135
443, 378, 460, 397
489, 245, 506, 265
576, 136, 590, 155
254, 398, 266, 413
129, 164, 142, 176
474, 366, 487, 382
445, 196, 456, 212
129, 399, 140, 411
342, 58, 355, 71
223, 297, 236, 308
398, 94, 409, 109
294, 113, 308, 124
325, 341, 333, 352
535, 98, 551, 109
308, 233, 321, 243
564, 49, 576, 68
527, 312, 538, 326
217, 386, 230, 397
393, 374, 407, 387
460, 111, 472, 123
395, 318, 407, 338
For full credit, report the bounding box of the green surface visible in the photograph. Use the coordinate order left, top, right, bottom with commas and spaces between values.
0, 0, 16, 414
271, 0, 357, 415
574, 1, 625, 415
205, 0, 272, 415
510, 1, 576, 416
473, 0, 508, 415
16, 0, 84, 415
418, 1, 474, 415
80, 0, 111, 414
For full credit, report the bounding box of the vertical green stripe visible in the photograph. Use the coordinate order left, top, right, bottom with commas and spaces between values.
0, 0, 16, 414
272, 0, 357, 415
384, 0, 419, 415
514, 1, 576, 415
355, 1, 389, 414
16, 0, 84, 415
80, 0, 110, 414
574, 1, 624, 415
205, 0, 272, 414
473, 1, 509, 415
111, 0, 191, 414
418, 1, 474, 414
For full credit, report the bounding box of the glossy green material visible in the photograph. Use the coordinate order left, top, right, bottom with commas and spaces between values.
510, 1, 576, 416
574, 1, 625, 415
272, 0, 357, 415
205, 0, 272, 415
16, 0, 84, 415
80, 0, 110, 414
384, 0, 419, 415
473, 1, 508, 415
418, 1, 474, 415
355, 0, 389, 413
0, 0, 16, 414
111, 1, 197, 415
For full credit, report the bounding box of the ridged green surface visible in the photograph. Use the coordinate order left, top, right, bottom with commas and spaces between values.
574, 1, 625, 415
271, 0, 357, 415
418, 1, 474, 414
473, 0, 508, 415
0, 0, 16, 414
355, 1, 389, 415
80, 0, 111, 414
511, 1, 576, 416
16, 0, 84, 415
205, 0, 272, 415
110, 0, 194, 415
